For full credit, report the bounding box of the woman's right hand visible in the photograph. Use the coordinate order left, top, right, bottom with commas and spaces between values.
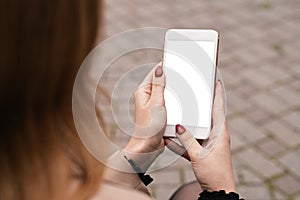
165, 81, 236, 193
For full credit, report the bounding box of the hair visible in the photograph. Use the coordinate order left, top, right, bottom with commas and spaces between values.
0, 0, 104, 199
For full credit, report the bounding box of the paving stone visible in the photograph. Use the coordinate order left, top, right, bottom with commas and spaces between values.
273, 175, 300, 195
282, 111, 300, 130
247, 42, 278, 60
221, 69, 243, 88
260, 64, 291, 82
231, 133, 247, 151
236, 148, 283, 178
251, 92, 288, 114
258, 139, 285, 157
273, 190, 286, 200
295, 194, 300, 200
263, 120, 300, 147
235, 47, 262, 66
278, 151, 300, 178
239, 68, 275, 88
238, 168, 262, 184
232, 156, 246, 169
102, 0, 300, 199
227, 117, 267, 143
227, 91, 253, 115
233, 80, 257, 98
271, 85, 300, 108
237, 184, 272, 200
246, 108, 271, 124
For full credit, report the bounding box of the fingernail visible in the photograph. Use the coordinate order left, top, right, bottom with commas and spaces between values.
175, 124, 186, 135
155, 66, 163, 77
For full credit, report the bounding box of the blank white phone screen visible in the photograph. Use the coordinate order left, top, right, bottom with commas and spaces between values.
164, 40, 216, 128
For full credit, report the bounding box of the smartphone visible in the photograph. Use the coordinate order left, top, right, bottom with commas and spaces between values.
163, 29, 219, 139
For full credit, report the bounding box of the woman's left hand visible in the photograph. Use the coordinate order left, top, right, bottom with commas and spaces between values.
122, 63, 166, 170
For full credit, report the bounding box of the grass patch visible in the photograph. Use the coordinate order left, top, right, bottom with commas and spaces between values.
272, 44, 285, 56
259, 2, 272, 10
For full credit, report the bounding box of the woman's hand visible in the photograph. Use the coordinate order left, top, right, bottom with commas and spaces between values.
165, 81, 236, 193
103, 64, 165, 193
122, 63, 166, 171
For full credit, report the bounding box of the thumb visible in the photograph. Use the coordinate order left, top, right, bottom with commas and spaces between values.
150, 63, 165, 105
175, 124, 202, 160
212, 81, 225, 127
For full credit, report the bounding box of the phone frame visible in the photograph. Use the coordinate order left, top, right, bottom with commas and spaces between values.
162, 29, 219, 139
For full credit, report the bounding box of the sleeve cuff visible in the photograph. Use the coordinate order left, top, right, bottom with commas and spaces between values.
198, 190, 244, 200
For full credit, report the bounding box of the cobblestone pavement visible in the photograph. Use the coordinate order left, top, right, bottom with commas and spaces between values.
98, 0, 300, 199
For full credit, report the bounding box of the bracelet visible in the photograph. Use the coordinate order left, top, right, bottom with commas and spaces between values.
123, 155, 153, 186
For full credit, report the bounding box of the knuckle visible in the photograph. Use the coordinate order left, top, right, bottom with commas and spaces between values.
153, 82, 165, 89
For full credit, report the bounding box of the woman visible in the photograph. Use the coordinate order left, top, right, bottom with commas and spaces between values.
0, 0, 242, 199
0, 1, 103, 199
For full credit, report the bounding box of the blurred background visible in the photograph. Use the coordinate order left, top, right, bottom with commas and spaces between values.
97, 0, 300, 199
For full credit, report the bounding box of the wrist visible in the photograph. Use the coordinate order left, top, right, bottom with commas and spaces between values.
124, 139, 147, 154
205, 180, 236, 193
121, 146, 160, 173
125, 134, 164, 152
208, 186, 237, 194
103, 151, 151, 194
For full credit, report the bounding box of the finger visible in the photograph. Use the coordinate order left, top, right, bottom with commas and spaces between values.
139, 66, 156, 89
134, 85, 151, 106
150, 63, 165, 105
134, 66, 157, 106
175, 124, 202, 160
164, 138, 190, 160
138, 62, 162, 90
212, 81, 225, 127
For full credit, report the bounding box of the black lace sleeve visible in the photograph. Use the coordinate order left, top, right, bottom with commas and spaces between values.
198, 190, 244, 200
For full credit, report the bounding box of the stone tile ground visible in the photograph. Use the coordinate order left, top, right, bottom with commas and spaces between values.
99, 0, 300, 199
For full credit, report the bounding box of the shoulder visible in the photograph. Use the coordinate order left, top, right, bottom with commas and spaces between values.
91, 182, 153, 200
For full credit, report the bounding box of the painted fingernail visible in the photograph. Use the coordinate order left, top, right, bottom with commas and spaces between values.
155, 66, 163, 77
175, 124, 186, 135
